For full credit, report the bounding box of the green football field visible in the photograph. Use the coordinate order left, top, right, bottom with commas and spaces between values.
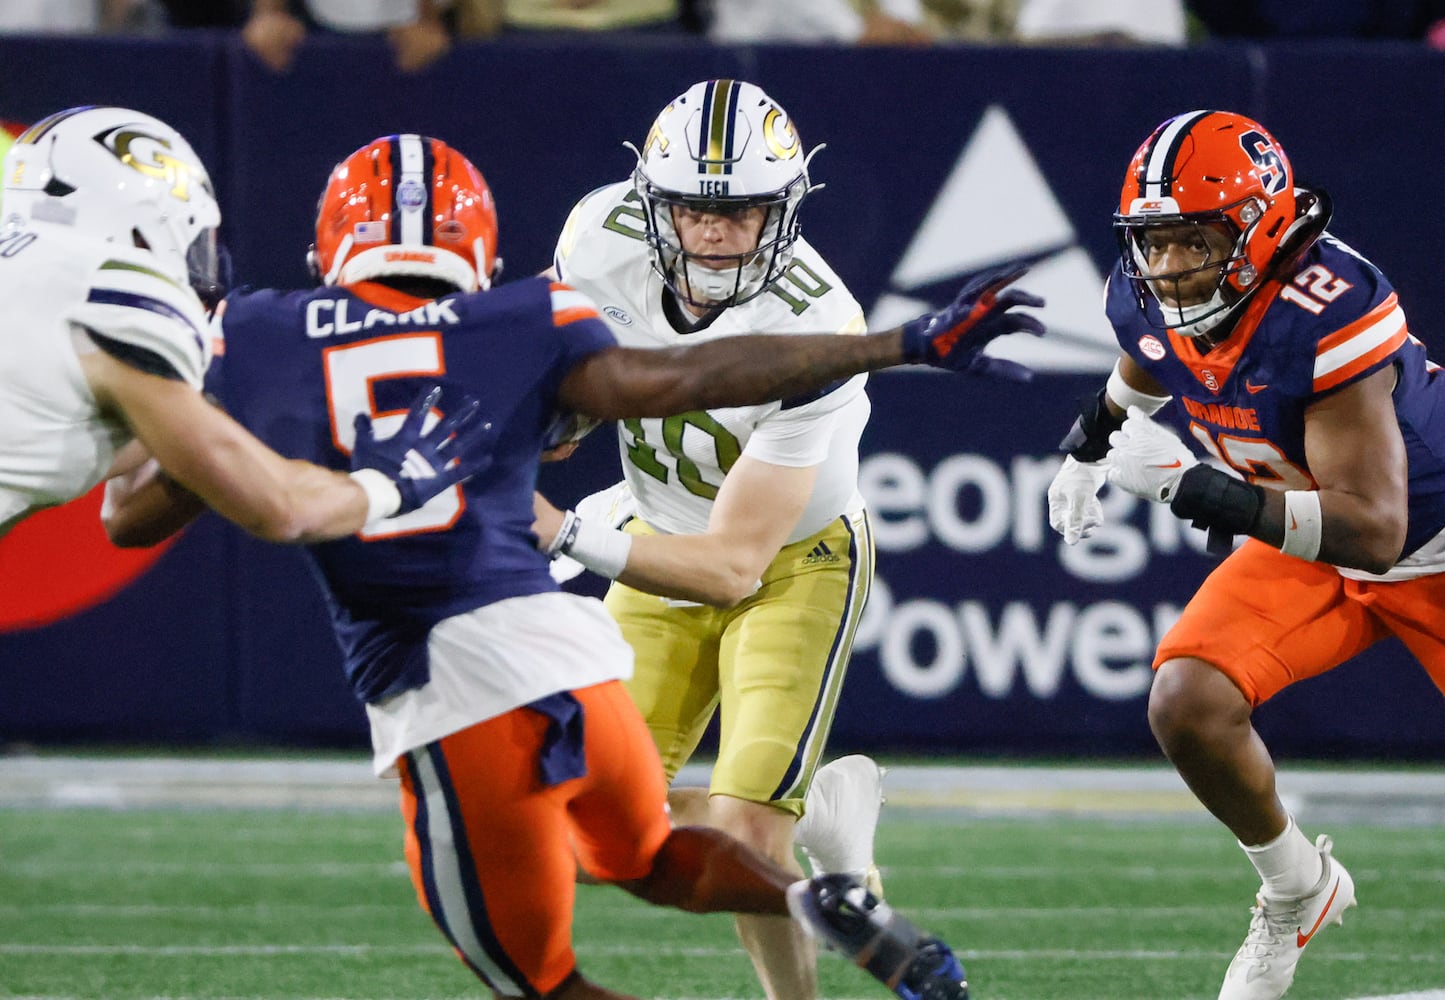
2, 758, 1444, 1000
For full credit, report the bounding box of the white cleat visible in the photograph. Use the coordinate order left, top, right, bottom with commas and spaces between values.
1217, 834, 1357, 1000
795, 754, 886, 898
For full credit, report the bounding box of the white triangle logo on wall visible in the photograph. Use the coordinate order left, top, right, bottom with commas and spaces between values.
869, 105, 1118, 373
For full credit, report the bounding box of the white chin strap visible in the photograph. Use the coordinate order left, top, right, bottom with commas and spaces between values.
1155, 287, 1232, 339
682, 256, 766, 305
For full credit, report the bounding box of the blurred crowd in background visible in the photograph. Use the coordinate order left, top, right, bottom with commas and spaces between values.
1, 0, 1442, 73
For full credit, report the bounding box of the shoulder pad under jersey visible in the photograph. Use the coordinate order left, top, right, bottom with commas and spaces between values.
553, 180, 641, 281
754, 236, 865, 335
65, 248, 212, 388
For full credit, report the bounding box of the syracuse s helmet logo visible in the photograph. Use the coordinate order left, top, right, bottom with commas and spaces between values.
1239, 130, 1287, 196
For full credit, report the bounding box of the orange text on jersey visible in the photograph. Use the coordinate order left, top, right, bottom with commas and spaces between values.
1181, 398, 1261, 432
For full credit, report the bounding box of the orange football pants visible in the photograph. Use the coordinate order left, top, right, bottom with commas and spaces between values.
1156, 539, 1445, 706
396, 679, 671, 997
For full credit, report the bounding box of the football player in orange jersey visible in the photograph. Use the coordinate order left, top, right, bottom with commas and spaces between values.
104, 130, 1051, 1000
1048, 109, 1445, 1000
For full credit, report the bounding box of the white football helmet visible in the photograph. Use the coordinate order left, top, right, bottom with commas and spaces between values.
629, 79, 820, 309
1, 105, 222, 302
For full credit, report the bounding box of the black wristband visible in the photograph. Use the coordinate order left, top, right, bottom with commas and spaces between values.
1169, 465, 1265, 534
1058, 388, 1123, 462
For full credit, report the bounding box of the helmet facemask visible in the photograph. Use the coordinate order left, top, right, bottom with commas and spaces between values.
627, 79, 818, 313
1115, 205, 1260, 339
634, 173, 806, 310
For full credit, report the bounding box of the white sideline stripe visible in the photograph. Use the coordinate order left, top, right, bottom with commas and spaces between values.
8, 902, 1444, 922
14, 857, 1445, 882
1, 941, 1436, 964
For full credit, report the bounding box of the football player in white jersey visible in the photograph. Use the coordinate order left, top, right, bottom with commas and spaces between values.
536, 78, 941, 1000
0, 105, 484, 546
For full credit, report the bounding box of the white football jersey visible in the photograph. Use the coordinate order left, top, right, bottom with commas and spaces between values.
0, 221, 212, 534
554, 181, 869, 542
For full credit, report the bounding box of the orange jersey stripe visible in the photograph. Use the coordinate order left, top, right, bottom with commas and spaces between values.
549, 282, 600, 327
551, 305, 599, 327
1313, 294, 1407, 392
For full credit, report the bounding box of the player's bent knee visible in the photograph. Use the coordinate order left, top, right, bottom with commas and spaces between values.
1147, 663, 1187, 733
615, 825, 788, 916
1150, 657, 1253, 746
616, 825, 725, 912
705, 795, 795, 857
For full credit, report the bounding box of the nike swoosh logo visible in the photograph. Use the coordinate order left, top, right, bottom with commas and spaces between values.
1290, 514, 1299, 531
1296, 879, 1341, 948
1149, 460, 1183, 469
1246, 381, 1268, 394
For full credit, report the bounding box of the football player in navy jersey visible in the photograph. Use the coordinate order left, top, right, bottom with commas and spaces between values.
1048, 109, 1445, 1000
105, 132, 1046, 1000
0, 105, 485, 546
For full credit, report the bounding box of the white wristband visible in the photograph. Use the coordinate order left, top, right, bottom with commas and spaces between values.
349, 468, 402, 523
1280, 489, 1323, 561
1106, 359, 1172, 416
550, 509, 633, 580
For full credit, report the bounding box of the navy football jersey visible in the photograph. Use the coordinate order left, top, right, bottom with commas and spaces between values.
211, 277, 616, 701
1108, 233, 1445, 559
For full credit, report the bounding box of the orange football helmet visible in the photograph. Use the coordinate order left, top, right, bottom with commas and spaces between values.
311, 134, 498, 292
1115, 110, 1303, 337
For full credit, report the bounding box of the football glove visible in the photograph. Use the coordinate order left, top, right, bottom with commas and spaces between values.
351, 385, 494, 516
547, 480, 637, 584
1047, 455, 1109, 544
1105, 406, 1199, 503
899, 264, 1044, 380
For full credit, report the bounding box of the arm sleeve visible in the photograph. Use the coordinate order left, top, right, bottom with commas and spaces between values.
64, 253, 212, 389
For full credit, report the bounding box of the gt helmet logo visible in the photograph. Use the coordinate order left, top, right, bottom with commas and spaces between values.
762, 106, 801, 160
106, 126, 202, 202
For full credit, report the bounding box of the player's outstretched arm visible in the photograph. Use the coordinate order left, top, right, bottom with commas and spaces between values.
558, 264, 1045, 421
87, 351, 490, 545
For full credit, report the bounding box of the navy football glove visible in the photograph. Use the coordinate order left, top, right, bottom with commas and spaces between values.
899, 264, 1045, 380
351, 386, 494, 516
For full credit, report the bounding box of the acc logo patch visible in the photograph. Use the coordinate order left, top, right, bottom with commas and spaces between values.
1138, 335, 1166, 361
602, 305, 633, 326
